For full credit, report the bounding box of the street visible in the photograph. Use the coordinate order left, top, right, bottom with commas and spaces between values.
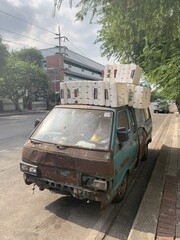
0, 107, 173, 240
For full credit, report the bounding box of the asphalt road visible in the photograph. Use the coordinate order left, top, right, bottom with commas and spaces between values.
0, 108, 172, 240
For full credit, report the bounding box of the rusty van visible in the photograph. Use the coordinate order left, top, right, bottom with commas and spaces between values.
20, 104, 152, 207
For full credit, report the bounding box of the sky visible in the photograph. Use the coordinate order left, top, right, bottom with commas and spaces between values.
0, 0, 116, 66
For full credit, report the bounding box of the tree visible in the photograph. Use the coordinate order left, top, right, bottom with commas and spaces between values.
12, 47, 44, 67
0, 49, 49, 111
0, 37, 9, 76
54, 0, 180, 110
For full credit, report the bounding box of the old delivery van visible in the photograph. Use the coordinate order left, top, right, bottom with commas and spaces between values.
20, 104, 152, 207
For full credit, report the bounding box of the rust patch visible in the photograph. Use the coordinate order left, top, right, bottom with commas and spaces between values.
120, 157, 129, 169
115, 157, 129, 175
22, 141, 114, 177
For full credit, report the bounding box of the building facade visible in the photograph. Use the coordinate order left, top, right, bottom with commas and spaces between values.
40, 47, 104, 92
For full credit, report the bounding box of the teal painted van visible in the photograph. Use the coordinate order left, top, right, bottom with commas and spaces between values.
20, 104, 152, 207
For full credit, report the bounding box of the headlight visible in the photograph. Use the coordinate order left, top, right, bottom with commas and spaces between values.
94, 179, 107, 191
20, 163, 38, 176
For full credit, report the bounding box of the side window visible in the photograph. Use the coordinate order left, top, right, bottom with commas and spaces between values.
129, 109, 137, 132
143, 109, 150, 121
117, 110, 129, 130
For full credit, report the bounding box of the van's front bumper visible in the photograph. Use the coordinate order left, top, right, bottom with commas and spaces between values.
20, 162, 111, 204
22, 172, 109, 203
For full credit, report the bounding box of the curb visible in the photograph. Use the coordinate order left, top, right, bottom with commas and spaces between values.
0, 110, 49, 117
127, 113, 178, 240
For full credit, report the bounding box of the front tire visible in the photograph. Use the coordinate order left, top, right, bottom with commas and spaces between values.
141, 144, 148, 161
113, 173, 128, 203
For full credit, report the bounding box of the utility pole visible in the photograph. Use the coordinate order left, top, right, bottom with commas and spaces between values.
55, 26, 61, 54
54, 26, 68, 104
55, 25, 68, 54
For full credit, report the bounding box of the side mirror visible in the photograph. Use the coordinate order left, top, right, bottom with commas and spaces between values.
117, 127, 129, 142
34, 119, 40, 128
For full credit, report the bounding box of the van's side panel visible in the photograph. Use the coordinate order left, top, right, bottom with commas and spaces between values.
112, 108, 139, 195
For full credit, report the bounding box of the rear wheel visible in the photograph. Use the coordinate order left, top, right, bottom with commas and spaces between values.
113, 173, 128, 203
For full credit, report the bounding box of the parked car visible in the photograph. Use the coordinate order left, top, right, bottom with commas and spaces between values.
20, 104, 152, 208
154, 101, 169, 113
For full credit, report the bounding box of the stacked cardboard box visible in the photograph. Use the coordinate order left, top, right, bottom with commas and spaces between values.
60, 64, 151, 109
104, 63, 142, 85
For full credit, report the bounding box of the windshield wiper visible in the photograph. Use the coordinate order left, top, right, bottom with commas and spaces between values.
30, 139, 42, 144
56, 144, 68, 149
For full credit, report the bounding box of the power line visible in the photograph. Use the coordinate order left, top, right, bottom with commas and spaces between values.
67, 38, 89, 58
0, 9, 55, 35
0, 9, 95, 61
3, 39, 34, 48
0, 27, 56, 47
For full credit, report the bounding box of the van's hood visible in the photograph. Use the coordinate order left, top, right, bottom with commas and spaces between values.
22, 140, 113, 177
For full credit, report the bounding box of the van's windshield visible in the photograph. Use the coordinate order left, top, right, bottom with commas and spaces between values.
30, 108, 113, 150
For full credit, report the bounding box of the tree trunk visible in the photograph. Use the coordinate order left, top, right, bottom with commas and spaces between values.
175, 99, 180, 113
11, 98, 22, 112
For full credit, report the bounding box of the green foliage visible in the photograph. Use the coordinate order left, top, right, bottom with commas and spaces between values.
0, 37, 9, 76
56, 0, 180, 106
12, 48, 44, 67
0, 45, 49, 111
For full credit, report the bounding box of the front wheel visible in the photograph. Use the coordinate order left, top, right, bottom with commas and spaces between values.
113, 173, 128, 203
141, 144, 148, 161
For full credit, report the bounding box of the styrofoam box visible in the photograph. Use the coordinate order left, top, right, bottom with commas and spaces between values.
133, 86, 151, 109
127, 84, 136, 107
75, 81, 87, 104
112, 64, 142, 85
86, 81, 94, 105
65, 82, 73, 104
109, 82, 129, 107
104, 81, 110, 106
60, 82, 67, 104
93, 81, 99, 105
104, 64, 114, 81
128, 63, 142, 85
115, 64, 129, 83
98, 81, 105, 106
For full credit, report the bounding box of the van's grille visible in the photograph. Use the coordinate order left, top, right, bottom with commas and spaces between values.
39, 165, 80, 186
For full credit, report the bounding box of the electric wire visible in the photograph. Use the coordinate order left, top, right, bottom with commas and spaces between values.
0, 27, 56, 47
0, 8, 96, 61
3, 39, 33, 48
0, 9, 55, 35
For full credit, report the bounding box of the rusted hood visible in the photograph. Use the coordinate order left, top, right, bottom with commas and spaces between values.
22, 140, 114, 177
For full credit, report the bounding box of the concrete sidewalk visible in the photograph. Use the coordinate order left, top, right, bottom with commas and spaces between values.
128, 112, 180, 240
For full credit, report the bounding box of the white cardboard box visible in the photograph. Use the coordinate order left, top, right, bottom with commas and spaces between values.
86, 81, 94, 105
98, 81, 105, 106
111, 64, 142, 85
127, 84, 136, 107
104, 81, 110, 106
109, 82, 128, 107
76, 81, 88, 104
60, 82, 67, 104
66, 82, 73, 104
115, 64, 129, 83
128, 63, 142, 85
104, 64, 114, 81
93, 81, 99, 105
133, 85, 151, 109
